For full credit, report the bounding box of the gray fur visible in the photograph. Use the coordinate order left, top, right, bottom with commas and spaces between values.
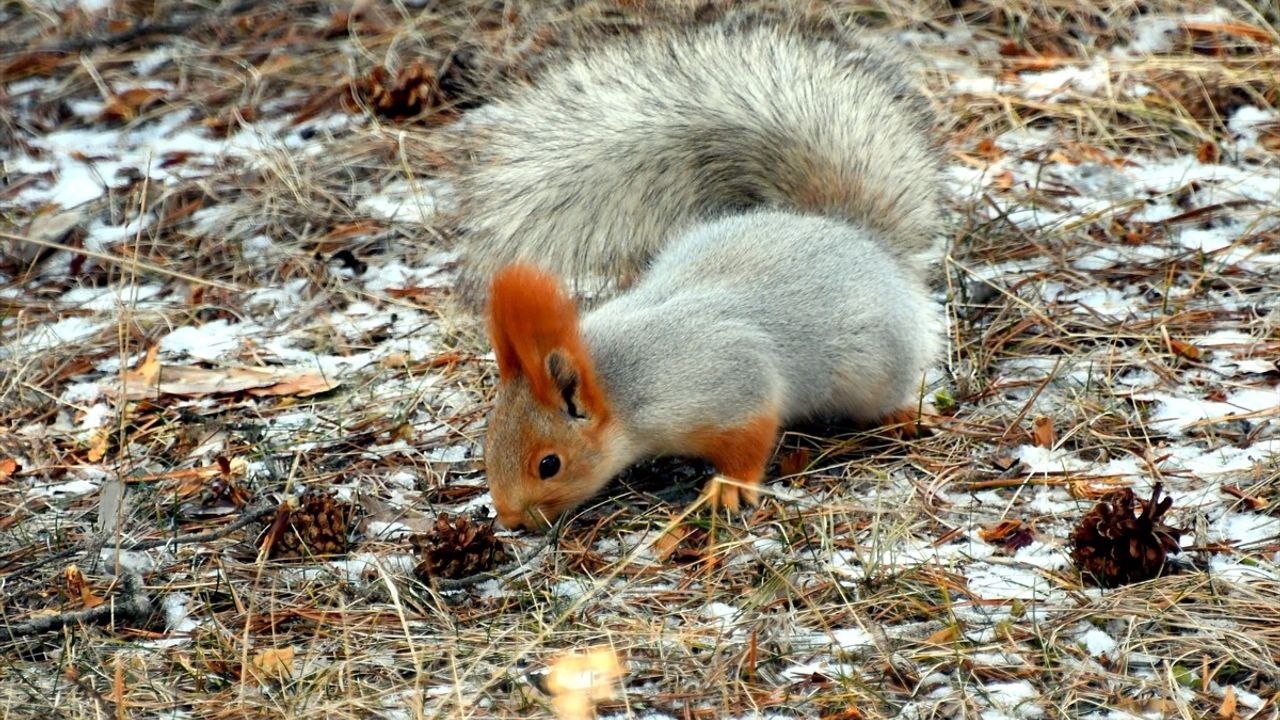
584, 211, 942, 457
450, 24, 943, 303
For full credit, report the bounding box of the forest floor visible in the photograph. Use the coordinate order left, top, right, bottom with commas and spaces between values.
2, 1, 1278, 718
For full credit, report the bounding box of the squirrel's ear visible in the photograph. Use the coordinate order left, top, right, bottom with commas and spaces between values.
487, 264, 609, 420
546, 350, 587, 420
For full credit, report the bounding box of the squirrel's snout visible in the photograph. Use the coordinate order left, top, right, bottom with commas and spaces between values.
495, 511, 525, 531
496, 505, 539, 532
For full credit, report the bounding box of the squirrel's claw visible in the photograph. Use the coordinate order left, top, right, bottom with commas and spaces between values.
702, 474, 760, 513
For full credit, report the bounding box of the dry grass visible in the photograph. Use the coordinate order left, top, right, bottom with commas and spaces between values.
2, 0, 1279, 718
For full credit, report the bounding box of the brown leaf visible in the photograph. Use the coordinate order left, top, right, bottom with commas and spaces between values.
113, 656, 126, 714
1030, 416, 1055, 448
0, 51, 66, 81
1197, 140, 1221, 164
1218, 685, 1238, 719
1045, 149, 1075, 165
99, 87, 167, 123
0, 458, 19, 483
1222, 485, 1269, 510
110, 360, 339, 400
924, 624, 961, 646
64, 565, 104, 609
975, 137, 1004, 161
245, 370, 341, 397
86, 426, 112, 463
979, 519, 1035, 551
1182, 20, 1276, 43
1167, 337, 1201, 361
653, 522, 693, 562
248, 647, 296, 683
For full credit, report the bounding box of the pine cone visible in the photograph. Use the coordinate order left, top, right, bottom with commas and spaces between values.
261, 489, 354, 558
411, 512, 509, 581
1070, 483, 1184, 587
349, 62, 446, 121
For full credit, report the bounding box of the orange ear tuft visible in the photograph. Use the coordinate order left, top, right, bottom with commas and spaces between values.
487, 264, 608, 418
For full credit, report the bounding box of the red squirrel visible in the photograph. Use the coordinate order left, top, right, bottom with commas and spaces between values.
447, 25, 945, 530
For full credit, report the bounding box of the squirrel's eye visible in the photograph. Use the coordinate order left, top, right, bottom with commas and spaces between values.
538, 454, 561, 480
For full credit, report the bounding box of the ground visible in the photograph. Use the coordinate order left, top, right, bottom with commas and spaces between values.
1, 1, 1279, 718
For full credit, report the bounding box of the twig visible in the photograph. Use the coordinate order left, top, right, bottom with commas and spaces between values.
0, 231, 242, 291
116, 502, 278, 553
0, 0, 261, 55
1, 573, 150, 643
1, 502, 279, 601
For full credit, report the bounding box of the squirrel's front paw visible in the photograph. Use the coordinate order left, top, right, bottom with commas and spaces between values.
701, 474, 760, 512
878, 403, 938, 439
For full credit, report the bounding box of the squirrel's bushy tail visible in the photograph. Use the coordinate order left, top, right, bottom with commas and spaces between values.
447, 24, 943, 305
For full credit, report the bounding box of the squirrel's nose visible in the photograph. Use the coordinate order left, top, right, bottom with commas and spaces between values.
495, 509, 528, 531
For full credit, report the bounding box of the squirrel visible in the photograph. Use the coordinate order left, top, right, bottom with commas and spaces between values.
447, 24, 946, 531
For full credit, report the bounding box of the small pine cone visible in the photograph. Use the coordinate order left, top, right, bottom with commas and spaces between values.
350, 61, 443, 121
262, 488, 355, 558
1070, 483, 1184, 587
411, 512, 509, 581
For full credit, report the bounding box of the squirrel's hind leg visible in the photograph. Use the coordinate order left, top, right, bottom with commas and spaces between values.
687, 411, 780, 512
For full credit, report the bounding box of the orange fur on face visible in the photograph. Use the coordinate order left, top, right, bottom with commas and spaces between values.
487, 263, 608, 419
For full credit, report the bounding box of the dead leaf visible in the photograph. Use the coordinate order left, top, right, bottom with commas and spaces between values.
1197, 140, 1221, 164
249, 646, 296, 683
380, 352, 411, 369
19, 205, 86, 265
979, 519, 1035, 551
64, 565, 104, 609
114, 655, 126, 715
1222, 485, 1269, 510
1167, 337, 1201, 361
385, 285, 448, 306
988, 453, 1018, 471
1182, 20, 1276, 43
653, 522, 693, 563
246, 369, 341, 397
924, 624, 961, 646
110, 359, 340, 400
1045, 150, 1075, 165
0, 51, 65, 81
1069, 481, 1129, 501
975, 137, 1004, 161
1030, 416, 1055, 448
545, 647, 625, 720
0, 458, 19, 482
99, 87, 167, 123
134, 345, 161, 385
86, 426, 112, 463
1218, 685, 1238, 719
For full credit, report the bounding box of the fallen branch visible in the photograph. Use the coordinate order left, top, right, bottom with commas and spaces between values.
1, 502, 279, 603
116, 502, 279, 553
1, 573, 150, 643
